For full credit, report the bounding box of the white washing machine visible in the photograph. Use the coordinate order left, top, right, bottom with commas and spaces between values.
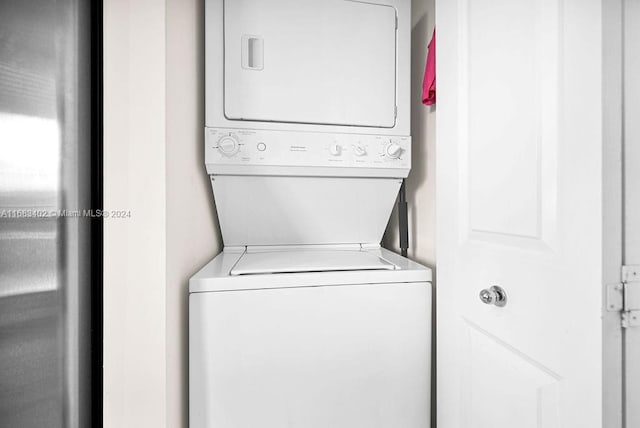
190, 247, 431, 428
191, 0, 430, 426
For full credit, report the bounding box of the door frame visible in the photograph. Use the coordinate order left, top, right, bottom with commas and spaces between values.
603, 0, 624, 426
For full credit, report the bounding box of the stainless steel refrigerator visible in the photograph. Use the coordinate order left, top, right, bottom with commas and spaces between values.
0, 0, 100, 426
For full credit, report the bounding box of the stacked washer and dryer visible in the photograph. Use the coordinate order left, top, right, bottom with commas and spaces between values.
190, 0, 432, 426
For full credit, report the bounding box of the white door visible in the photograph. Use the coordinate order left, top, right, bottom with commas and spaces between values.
437, 0, 612, 427
224, 0, 397, 127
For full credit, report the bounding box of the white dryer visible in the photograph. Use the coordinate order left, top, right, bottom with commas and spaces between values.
190, 247, 431, 428
205, 0, 411, 137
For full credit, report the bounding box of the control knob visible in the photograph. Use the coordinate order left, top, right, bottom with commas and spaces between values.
353, 143, 367, 156
330, 143, 342, 156
385, 142, 403, 159
217, 135, 239, 157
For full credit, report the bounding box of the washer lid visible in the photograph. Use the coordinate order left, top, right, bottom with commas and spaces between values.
230, 249, 396, 276
189, 247, 432, 293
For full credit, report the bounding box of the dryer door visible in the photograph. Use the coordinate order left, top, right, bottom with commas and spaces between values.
224, 0, 397, 128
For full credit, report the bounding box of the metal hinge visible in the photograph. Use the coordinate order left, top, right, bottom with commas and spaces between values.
394, 106, 398, 118
395, 14, 398, 29
608, 265, 640, 328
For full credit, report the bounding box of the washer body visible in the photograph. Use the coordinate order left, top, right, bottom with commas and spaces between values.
189, 248, 432, 428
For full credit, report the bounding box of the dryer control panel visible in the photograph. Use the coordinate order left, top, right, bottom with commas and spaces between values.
205, 128, 411, 177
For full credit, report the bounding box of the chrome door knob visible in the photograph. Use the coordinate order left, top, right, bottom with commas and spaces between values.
479, 285, 507, 307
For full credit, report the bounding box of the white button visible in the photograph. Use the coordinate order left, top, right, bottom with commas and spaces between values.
330, 143, 342, 156
257, 142, 266, 151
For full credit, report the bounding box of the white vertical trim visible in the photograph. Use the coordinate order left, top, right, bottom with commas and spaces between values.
602, 0, 624, 426
103, 1, 167, 427
623, 0, 640, 425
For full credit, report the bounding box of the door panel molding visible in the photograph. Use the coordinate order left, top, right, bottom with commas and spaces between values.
456, 0, 562, 251
461, 319, 562, 428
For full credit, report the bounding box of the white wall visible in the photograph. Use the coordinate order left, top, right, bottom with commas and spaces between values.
104, 0, 222, 427
103, 1, 168, 427
382, 3, 436, 425
383, 0, 437, 269
166, 0, 222, 426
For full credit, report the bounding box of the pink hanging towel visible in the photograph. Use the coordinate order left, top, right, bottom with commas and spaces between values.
422, 28, 436, 105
